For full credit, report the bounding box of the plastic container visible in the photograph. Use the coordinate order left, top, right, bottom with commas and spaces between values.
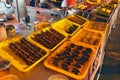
70, 29, 103, 48
44, 41, 97, 80
0, 75, 19, 80
6, 25, 16, 37
48, 74, 69, 80
66, 14, 89, 26
0, 58, 10, 78
0, 36, 49, 72
27, 27, 67, 51
51, 19, 82, 36
0, 23, 7, 42
83, 21, 108, 33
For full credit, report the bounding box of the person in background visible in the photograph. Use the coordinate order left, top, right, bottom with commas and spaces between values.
35, 0, 39, 7
61, 0, 67, 16
25, 0, 40, 7
61, 0, 77, 16
38, 0, 49, 8
30, 0, 35, 7
4, 0, 14, 20
25, 0, 30, 6
38, 0, 54, 9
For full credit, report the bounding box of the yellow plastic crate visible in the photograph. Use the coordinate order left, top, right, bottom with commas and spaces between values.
70, 29, 103, 48
66, 14, 89, 26
44, 41, 97, 80
27, 27, 67, 51
51, 19, 82, 36
83, 21, 108, 34
0, 36, 49, 72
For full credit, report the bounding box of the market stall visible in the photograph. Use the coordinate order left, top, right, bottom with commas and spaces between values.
0, 0, 119, 80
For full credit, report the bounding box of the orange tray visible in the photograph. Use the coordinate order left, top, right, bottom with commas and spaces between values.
70, 29, 103, 48
0, 36, 49, 72
44, 41, 97, 80
83, 21, 108, 33
51, 19, 82, 36
66, 14, 89, 26
27, 27, 67, 51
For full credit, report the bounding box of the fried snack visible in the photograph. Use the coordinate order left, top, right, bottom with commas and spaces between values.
67, 15, 86, 25
78, 30, 101, 45
50, 43, 92, 75
32, 28, 65, 49
9, 38, 47, 65
90, 22, 107, 31
65, 24, 78, 34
